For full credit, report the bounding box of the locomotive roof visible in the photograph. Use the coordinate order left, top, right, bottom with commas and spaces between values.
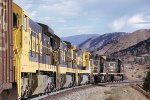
29, 19, 42, 34
64, 41, 71, 45
38, 23, 54, 36
63, 41, 74, 49
38, 23, 60, 41
106, 57, 122, 62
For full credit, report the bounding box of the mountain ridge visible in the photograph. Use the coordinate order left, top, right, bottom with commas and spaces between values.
61, 34, 99, 45
79, 29, 150, 55
79, 32, 126, 51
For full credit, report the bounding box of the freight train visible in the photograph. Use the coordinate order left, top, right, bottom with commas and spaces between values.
0, 2, 124, 100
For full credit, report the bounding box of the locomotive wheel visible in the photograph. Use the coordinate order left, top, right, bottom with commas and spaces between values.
60, 82, 63, 89
47, 84, 51, 92
24, 86, 29, 97
44, 86, 49, 93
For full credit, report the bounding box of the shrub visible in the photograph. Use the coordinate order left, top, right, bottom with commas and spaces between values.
143, 71, 150, 91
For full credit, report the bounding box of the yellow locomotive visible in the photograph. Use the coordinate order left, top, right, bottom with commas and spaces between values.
13, 3, 59, 97
91, 54, 124, 83
77, 50, 91, 85
59, 41, 76, 88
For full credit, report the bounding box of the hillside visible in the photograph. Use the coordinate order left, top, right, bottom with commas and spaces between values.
110, 38, 150, 80
61, 34, 99, 45
79, 32, 126, 51
97, 29, 150, 55
79, 29, 150, 55
110, 38, 150, 61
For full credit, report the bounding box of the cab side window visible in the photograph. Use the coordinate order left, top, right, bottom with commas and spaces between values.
23, 15, 27, 31
13, 13, 19, 28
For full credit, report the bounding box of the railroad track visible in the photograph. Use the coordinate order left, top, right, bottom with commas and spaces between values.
96, 80, 143, 86
26, 80, 143, 100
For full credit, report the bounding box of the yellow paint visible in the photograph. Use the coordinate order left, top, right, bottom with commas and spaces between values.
13, 3, 24, 97
93, 73, 98, 75
78, 69, 91, 74
83, 51, 90, 67
59, 66, 76, 74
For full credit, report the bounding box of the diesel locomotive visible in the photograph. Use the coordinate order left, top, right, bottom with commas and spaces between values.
0, 2, 124, 99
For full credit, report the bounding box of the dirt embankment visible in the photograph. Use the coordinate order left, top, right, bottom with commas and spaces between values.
42, 84, 149, 100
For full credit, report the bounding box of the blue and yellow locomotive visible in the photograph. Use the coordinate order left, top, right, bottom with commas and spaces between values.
0, 2, 124, 99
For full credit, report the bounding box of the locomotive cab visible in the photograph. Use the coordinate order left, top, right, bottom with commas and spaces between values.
13, 3, 30, 97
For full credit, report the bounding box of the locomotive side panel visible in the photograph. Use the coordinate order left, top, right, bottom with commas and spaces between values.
0, 0, 13, 93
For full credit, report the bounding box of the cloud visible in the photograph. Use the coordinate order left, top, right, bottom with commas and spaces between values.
61, 26, 95, 33
128, 14, 144, 24
111, 14, 150, 31
55, 25, 97, 37
14, 0, 81, 18
13, 0, 33, 10
37, 17, 65, 23
112, 17, 126, 31
74, 26, 95, 34
30, 11, 37, 19
38, 0, 81, 16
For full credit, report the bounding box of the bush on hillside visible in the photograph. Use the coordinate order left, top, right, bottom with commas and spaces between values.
143, 71, 150, 92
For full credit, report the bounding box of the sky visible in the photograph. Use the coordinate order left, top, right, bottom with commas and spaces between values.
13, 0, 150, 37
